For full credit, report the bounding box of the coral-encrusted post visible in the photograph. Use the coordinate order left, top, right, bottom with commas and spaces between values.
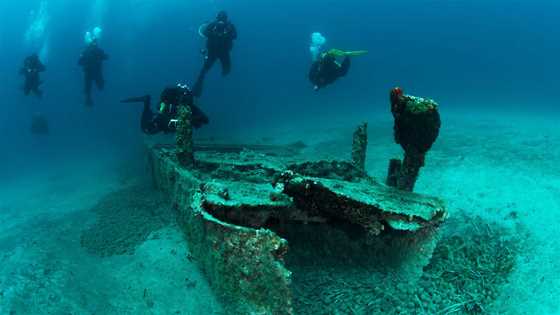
352, 123, 368, 172
388, 87, 441, 191
386, 158, 402, 187
176, 105, 194, 167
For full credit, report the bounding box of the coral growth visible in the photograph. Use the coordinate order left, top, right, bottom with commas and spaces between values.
80, 185, 173, 257
289, 213, 523, 314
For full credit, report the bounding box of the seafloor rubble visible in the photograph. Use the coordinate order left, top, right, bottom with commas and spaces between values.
148, 139, 448, 314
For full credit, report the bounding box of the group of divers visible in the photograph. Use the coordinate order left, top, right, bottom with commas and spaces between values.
21, 11, 368, 135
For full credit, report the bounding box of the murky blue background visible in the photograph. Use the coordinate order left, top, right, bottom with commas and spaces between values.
1, 0, 558, 172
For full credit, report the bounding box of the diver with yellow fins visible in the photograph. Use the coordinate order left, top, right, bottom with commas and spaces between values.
121, 84, 209, 135
309, 48, 368, 91
308, 33, 367, 91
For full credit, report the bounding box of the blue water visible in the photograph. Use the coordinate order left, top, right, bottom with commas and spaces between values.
2, 1, 559, 141
1, 1, 559, 314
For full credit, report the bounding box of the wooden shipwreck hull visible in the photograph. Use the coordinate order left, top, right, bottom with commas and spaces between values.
148, 144, 447, 314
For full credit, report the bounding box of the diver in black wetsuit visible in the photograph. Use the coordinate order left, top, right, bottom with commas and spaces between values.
193, 11, 237, 97
309, 51, 351, 91
20, 54, 46, 98
121, 84, 209, 135
78, 40, 108, 106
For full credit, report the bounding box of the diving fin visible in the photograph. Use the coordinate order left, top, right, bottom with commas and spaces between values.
344, 50, 368, 57
121, 95, 151, 104
327, 49, 368, 57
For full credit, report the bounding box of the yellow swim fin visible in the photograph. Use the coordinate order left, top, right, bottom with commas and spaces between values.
345, 50, 368, 57
327, 49, 368, 57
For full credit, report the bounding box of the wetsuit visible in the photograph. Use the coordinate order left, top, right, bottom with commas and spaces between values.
193, 13, 237, 97
202, 19, 237, 74
78, 42, 108, 106
20, 55, 45, 97
122, 86, 209, 135
309, 54, 351, 90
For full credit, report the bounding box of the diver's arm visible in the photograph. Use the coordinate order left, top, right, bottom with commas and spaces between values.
78, 54, 85, 66
203, 22, 214, 37
336, 57, 351, 77
142, 120, 161, 135
96, 49, 109, 61
124, 95, 160, 134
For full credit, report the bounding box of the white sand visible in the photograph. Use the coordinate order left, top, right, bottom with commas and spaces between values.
0, 155, 222, 314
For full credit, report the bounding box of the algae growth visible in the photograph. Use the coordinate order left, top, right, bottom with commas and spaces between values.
80, 185, 174, 257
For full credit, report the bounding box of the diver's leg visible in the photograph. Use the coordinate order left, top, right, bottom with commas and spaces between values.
120, 95, 159, 134
31, 76, 42, 98
24, 82, 31, 96
34, 86, 43, 98
220, 53, 231, 76
203, 53, 218, 72
96, 73, 105, 91
193, 70, 206, 98
339, 57, 351, 77
194, 52, 218, 97
84, 74, 93, 106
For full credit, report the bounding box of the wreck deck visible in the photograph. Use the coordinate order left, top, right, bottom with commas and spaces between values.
148, 144, 447, 314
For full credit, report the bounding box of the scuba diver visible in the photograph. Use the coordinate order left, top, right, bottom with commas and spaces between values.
20, 54, 45, 98
193, 10, 238, 97
78, 39, 108, 107
309, 49, 367, 91
121, 84, 209, 135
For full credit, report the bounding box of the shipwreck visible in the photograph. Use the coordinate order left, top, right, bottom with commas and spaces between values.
146, 111, 446, 314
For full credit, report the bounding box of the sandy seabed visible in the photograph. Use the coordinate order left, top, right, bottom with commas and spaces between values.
0, 109, 558, 314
